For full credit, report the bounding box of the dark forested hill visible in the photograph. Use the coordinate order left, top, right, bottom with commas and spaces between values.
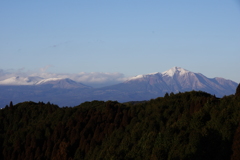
1, 89, 240, 160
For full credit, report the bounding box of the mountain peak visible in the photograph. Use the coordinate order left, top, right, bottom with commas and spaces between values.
35, 78, 65, 85
127, 67, 189, 81
127, 72, 159, 81
162, 67, 189, 77
36, 78, 91, 89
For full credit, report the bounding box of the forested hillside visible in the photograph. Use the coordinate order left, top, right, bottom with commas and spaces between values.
1, 88, 240, 160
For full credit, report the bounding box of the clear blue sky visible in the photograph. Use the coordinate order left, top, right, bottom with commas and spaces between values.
1, 0, 240, 83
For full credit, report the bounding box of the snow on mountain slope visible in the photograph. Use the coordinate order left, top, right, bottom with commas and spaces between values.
36, 78, 91, 89
36, 78, 65, 85
127, 67, 190, 81
162, 66, 189, 77
0, 76, 91, 89
0, 76, 43, 85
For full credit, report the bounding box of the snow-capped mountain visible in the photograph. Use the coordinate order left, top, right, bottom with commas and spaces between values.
36, 78, 91, 89
0, 76, 91, 89
162, 66, 190, 77
36, 78, 65, 85
102, 67, 238, 98
0, 76, 43, 85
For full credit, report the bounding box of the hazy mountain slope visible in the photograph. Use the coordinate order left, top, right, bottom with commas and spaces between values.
0, 85, 93, 107
36, 78, 92, 89
0, 78, 92, 107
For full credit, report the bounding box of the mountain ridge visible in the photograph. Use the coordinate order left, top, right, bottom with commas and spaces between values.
0, 67, 238, 107
98, 67, 237, 101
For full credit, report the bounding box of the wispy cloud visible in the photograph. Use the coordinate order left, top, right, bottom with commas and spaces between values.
0, 66, 129, 87
30, 71, 127, 87
0, 69, 26, 81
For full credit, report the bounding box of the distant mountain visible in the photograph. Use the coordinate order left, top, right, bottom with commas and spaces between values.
0, 76, 91, 89
0, 76, 43, 85
0, 77, 92, 107
36, 78, 91, 89
0, 67, 238, 107
95, 67, 238, 101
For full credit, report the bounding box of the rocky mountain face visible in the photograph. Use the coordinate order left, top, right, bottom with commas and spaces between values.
0, 67, 238, 107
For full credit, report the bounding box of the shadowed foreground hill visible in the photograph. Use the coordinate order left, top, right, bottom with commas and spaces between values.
1, 90, 240, 160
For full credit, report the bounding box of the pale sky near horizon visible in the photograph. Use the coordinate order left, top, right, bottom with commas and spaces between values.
1, 0, 240, 84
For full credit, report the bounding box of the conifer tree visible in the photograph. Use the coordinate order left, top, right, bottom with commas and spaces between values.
236, 84, 240, 97
164, 92, 169, 98
9, 101, 13, 108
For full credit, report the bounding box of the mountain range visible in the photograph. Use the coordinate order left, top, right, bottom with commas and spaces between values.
0, 67, 238, 107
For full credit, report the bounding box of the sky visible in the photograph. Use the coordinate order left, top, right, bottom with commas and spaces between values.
1, 0, 240, 86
